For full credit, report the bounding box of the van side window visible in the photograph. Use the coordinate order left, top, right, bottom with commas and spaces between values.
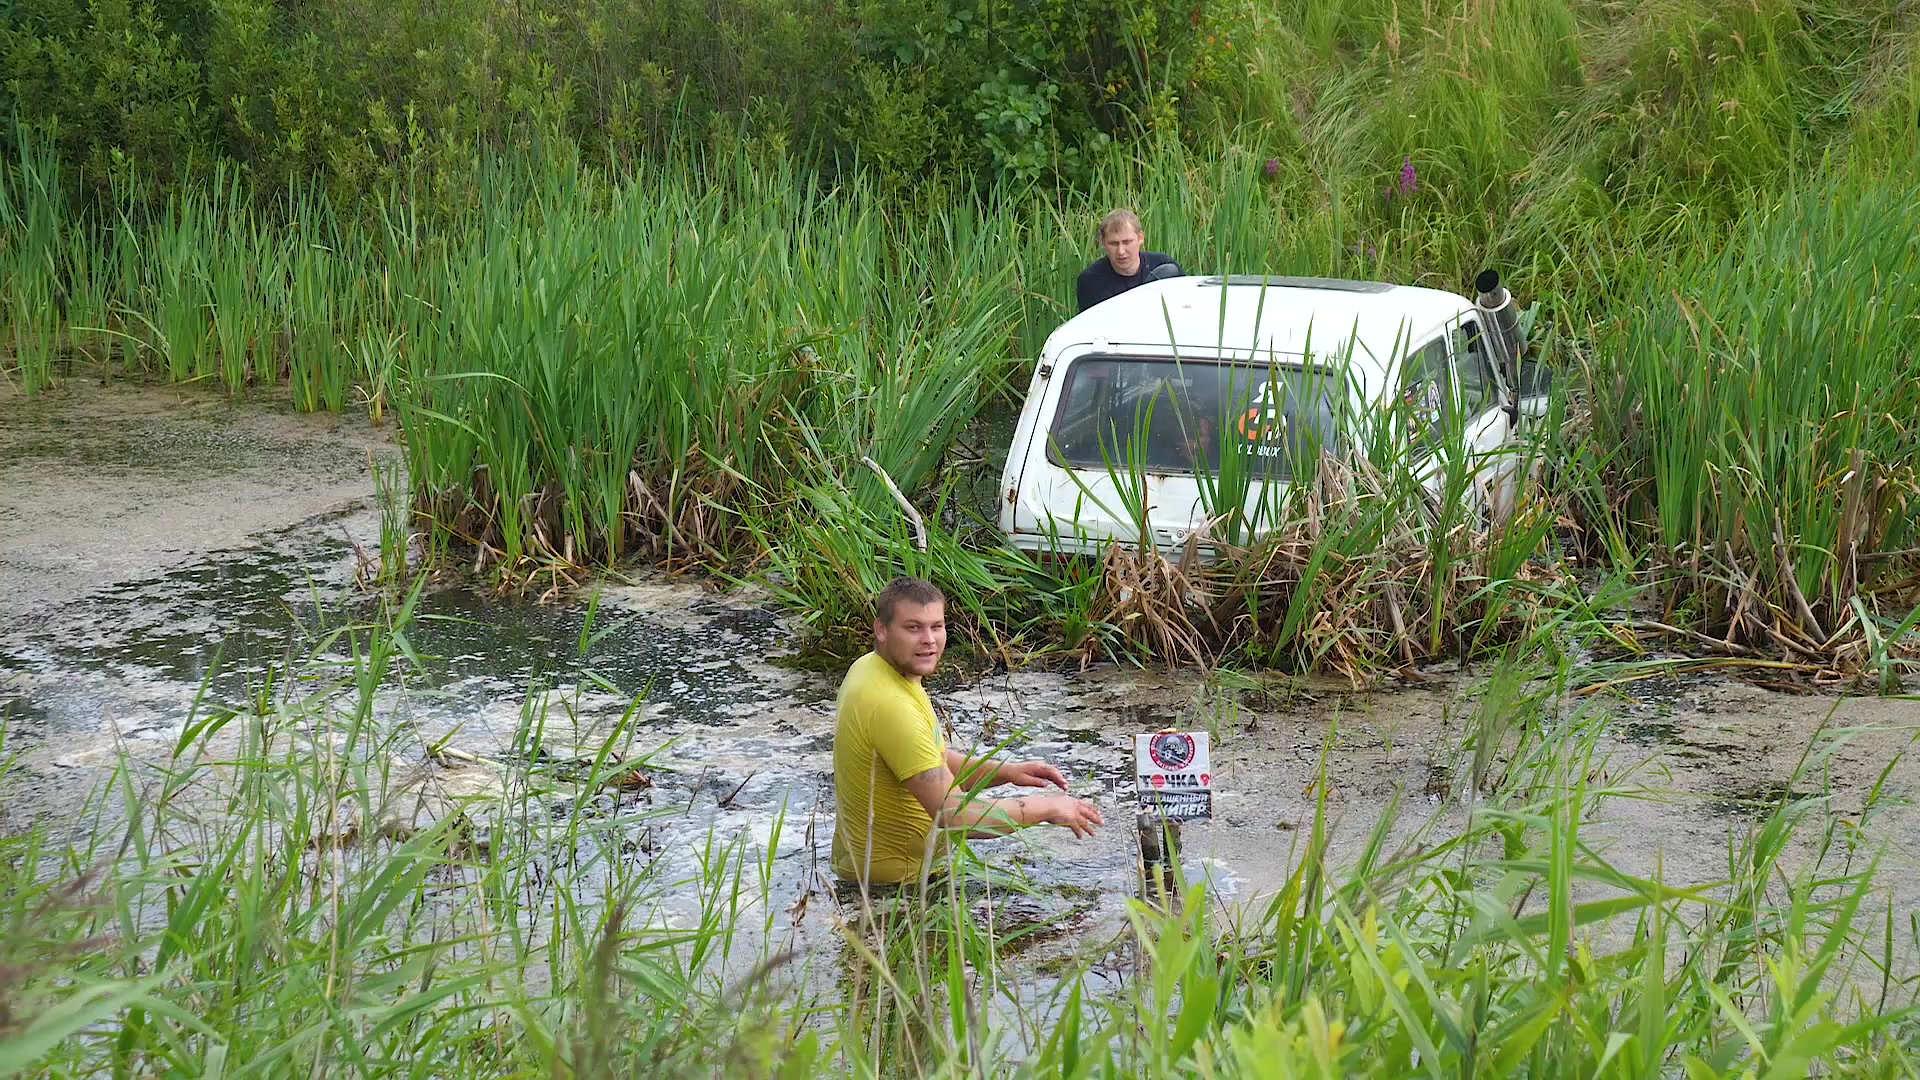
1451, 319, 1498, 416
1398, 336, 1451, 451
1050, 361, 1122, 463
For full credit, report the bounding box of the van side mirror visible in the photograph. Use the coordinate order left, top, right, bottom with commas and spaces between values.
1518, 359, 1551, 398
1147, 262, 1184, 282
1513, 359, 1553, 423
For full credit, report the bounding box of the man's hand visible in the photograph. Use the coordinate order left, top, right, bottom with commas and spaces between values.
997, 760, 1069, 791
1033, 796, 1104, 839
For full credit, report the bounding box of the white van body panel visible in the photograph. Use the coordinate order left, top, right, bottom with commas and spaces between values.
999, 275, 1520, 553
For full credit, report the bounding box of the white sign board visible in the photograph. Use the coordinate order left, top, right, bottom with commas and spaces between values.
1134, 731, 1212, 821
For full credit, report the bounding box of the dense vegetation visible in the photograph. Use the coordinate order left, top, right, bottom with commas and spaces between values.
4, 0, 1917, 678
3, 2, 1920, 1074
1, 0, 1248, 198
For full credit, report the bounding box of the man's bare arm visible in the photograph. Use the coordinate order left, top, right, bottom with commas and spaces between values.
944, 749, 1071, 793
904, 766, 1101, 839
944, 748, 1003, 792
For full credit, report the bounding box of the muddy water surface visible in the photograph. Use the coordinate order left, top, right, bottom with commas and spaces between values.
4, 379, 1919, 998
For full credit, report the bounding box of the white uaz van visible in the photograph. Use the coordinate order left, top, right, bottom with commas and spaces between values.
997, 272, 1549, 554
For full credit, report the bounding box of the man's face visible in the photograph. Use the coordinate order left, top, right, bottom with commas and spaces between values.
1102, 225, 1144, 277
875, 600, 947, 679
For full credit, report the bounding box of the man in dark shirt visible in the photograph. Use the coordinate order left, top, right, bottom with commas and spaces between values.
1076, 208, 1182, 312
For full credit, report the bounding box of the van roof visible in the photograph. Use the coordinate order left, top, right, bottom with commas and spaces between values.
1045, 275, 1477, 384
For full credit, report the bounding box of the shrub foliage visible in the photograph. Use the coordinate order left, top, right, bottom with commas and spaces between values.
0, 0, 1248, 200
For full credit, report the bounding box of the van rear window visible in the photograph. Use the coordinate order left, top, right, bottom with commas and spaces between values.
1047, 356, 1342, 478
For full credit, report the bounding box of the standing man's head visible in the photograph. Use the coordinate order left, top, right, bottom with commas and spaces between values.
1098, 209, 1145, 277
873, 576, 947, 680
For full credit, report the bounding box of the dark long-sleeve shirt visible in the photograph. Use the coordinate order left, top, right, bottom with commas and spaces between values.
1077, 252, 1181, 312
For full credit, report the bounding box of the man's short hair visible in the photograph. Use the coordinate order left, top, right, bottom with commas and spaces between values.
1098, 208, 1143, 243
875, 576, 945, 626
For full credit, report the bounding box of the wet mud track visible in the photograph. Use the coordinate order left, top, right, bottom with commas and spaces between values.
4, 379, 1919, 991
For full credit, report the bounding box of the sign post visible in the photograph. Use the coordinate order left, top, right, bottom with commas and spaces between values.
1134, 730, 1212, 820
1133, 731, 1211, 904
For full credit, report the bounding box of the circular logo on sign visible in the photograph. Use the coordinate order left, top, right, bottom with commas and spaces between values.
1148, 732, 1196, 772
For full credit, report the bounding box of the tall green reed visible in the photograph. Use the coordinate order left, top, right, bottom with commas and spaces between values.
286, 192, 356, 413
136, 196, 213, 383
0, 129, 65, 393
393, 152, 1017, 578
1583, 171, 1920, 660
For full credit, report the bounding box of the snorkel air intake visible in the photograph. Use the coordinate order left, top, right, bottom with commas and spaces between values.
1474, 269, 1527, 417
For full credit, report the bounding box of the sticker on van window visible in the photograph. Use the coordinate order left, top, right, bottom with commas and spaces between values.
1235, 382, 1290, 457
1403, 379, 1443, 447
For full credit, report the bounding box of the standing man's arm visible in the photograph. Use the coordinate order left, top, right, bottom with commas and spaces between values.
1076, 267, 1099, 313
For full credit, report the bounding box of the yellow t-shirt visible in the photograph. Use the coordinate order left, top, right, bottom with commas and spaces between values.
831, 651, 948, 884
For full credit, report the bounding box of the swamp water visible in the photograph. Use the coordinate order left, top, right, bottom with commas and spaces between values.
4, 379, 1920, 1006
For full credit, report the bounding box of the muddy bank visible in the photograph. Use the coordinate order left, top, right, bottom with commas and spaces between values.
0, 379, 392, 622
2, 378, 1918, 988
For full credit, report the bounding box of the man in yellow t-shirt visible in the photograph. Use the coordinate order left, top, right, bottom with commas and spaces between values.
832, 576, 1105, 887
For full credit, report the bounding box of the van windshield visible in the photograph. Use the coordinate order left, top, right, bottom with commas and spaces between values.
1047, 356, 1343, 478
